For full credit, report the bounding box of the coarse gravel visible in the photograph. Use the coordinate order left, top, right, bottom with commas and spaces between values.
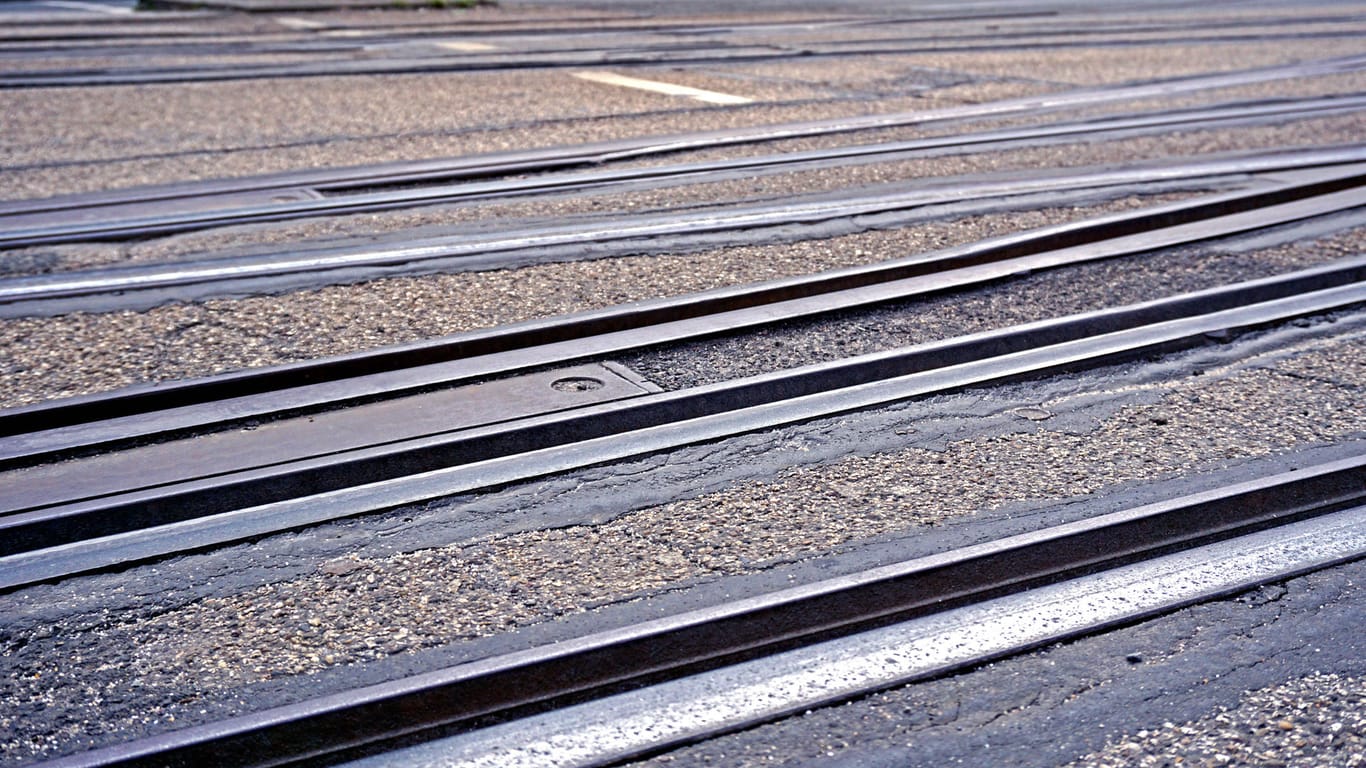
1065, 673, 1365, 768
622, 69, 1366, 169
573, 113, 1366, 222
2, 322, 1362, 762
13, 11, 1365, 199
890, 38, 1366, 87
0, 79, 931, 199
5, 5, 1365, 766
0, 194, 1196, 408
623, 228, 1366, 389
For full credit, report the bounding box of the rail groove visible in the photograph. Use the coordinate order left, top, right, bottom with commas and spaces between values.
5, 149, 1366, 319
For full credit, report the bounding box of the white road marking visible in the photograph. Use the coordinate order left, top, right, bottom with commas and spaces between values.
276, 16, 327, 30
572, 70, 752, 105
433, 40, 498, 52
38, 0, 132, 13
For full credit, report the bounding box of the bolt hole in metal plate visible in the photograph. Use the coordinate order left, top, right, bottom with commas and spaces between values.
0, 362, 655, 515
551, 376, 605, 393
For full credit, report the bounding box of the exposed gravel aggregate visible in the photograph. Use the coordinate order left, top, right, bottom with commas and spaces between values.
1, 319, 1362, 763
0, 83, 930, 199
575, 114, 1366, 220
892, 38, 1366, 87
1065, 673, 1365, 768
8, 26, 1363, 199
623, 228, 1366, 389
0, 195, 1193, 408
617, 70, 1366, 170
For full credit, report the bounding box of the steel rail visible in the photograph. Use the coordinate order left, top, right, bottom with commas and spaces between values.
5, 149, 1366, 318
5, 53, 1361, 219
24, 455, 1366, 768
2, 169, 1363, 466
0, 13, 878, 40
5, 25, 1363, 88
1, 8, 1342, 44
3, 258, 1365, 586
367, 503, 1366, 768
4, 94, 1364, 248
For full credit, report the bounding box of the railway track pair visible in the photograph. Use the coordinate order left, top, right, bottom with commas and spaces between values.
5, 24, 1366, 767
4, 155, 1366, 768
6, 51, 1366, 251
24, 458, 1365, 768
5, 236, 1365, 762
5, 160, 1366, 589
4, 9, 1364, 88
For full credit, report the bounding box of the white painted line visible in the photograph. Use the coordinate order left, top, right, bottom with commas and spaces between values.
276, 16, 327, 30
433, 40, 499, 52
339, 505, 1366, 768
38, 0, 132, 14
572, 71, 752, 105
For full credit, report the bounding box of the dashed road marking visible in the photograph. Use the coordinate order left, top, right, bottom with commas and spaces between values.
277, 16, 328, 30
433, 40, 499, 52
572, 71, 752, 105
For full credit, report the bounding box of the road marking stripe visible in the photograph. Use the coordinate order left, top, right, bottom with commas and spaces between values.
433, 40, 499, 52
277, 16, 327, 30
572, 71, 752, 105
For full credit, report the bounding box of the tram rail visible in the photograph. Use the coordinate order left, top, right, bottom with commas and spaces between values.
4, 203, 1366, 588
3, 95, 1365, 249
4, 8, 1366, 765
22, 456, 1366, 768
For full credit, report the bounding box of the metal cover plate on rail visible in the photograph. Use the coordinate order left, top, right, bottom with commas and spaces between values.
0, 362, 655, 515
